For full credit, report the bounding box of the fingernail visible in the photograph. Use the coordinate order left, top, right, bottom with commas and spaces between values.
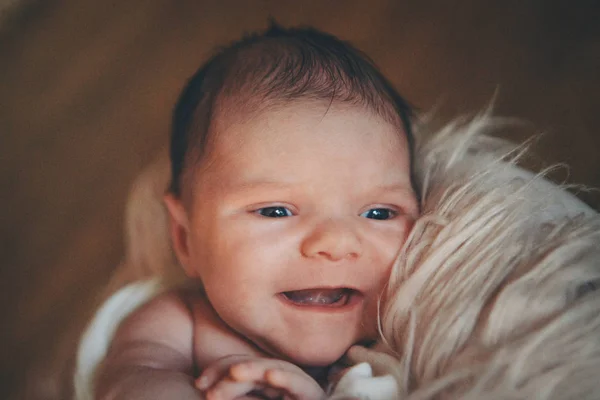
265, 368, 282, 384
230, 363, 248, 380
196, 376, 209, 390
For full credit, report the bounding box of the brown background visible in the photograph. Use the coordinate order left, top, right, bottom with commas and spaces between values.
1, 1, 599, 399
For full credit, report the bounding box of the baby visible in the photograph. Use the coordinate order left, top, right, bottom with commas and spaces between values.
95, 24, 420, 400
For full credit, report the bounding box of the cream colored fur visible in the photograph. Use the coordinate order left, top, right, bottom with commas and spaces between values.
374, 113, 600, 399
75, 112, 599, 399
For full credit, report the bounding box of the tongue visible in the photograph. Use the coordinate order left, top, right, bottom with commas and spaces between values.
284, 288, 348, 305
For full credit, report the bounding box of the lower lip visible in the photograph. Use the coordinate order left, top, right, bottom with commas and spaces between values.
277, 291, 363, 313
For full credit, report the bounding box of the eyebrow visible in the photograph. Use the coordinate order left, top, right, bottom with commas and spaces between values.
227, 180, 295, 191
221, 180, 299, 200
229, 181, 416, 202
229, 181, 413, 191
374, 183, 414, 195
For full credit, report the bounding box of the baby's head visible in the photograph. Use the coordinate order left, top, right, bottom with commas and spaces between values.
164, 24, 419, 366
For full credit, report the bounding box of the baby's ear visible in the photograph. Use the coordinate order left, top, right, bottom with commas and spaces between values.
163, 193, 195, 277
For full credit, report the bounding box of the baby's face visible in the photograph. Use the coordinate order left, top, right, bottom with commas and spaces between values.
177, 101, 417, 366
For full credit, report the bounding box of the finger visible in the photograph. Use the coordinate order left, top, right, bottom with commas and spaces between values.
197, 355, 255, 390
205, 378, 259, 400
265, 368, 325, 400
346, 345, 399, 377
229, 358, 300, 382
346, 345, 375, 364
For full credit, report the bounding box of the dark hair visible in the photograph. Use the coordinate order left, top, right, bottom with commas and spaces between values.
169, 23, 416, 199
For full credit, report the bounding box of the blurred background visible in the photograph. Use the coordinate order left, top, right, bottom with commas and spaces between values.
1, 0, 599, 398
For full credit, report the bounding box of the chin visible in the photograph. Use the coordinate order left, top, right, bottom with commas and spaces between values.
281, 340, 351, 367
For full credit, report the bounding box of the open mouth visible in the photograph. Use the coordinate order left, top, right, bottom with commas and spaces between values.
280, 288, 357, 307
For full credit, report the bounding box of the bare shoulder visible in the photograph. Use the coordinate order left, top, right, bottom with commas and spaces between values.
105, 290, 196, 372
115, 290, 194, 343
96, 290, 205, 398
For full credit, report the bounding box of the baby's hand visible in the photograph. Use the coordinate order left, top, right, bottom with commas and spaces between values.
196, 355, 325, 400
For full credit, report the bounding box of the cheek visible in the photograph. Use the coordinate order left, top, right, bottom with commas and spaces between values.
195, 220, 294, 285
361, 221, 413, 290
369, 220, 412, 263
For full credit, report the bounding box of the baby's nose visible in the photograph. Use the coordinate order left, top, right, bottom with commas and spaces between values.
301, 218, 362, 261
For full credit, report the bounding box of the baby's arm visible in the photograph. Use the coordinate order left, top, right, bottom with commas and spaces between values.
95, 289, 323, 400
95, 291, 201, 400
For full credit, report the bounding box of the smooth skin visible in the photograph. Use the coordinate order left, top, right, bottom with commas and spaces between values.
96, 101, 418, 399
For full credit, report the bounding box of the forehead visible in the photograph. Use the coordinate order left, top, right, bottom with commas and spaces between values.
198, 100, 411, 187
218, 100, 404, 149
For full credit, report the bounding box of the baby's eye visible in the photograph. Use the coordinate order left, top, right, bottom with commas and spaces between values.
256, 206, 293, 218
360, 208, 397, 220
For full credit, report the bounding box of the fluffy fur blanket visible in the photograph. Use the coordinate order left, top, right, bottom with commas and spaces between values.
75, 113, 600, 399
366, 113, 600, 399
